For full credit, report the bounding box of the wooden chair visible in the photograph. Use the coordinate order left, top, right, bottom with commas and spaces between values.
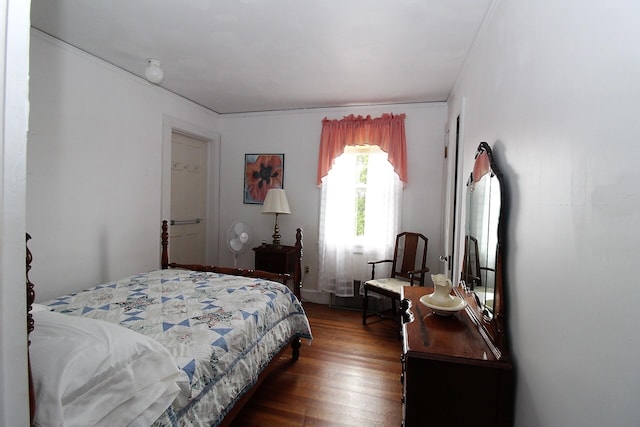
461, 235, 482, 290
362, 232, 429, 325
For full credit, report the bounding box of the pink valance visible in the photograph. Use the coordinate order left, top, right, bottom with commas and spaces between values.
472, 151, 491, 183
317, 113, 408, 185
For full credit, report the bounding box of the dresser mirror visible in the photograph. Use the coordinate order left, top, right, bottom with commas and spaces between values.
459, 142, 508, 357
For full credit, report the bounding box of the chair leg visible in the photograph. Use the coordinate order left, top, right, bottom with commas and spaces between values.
362, 287, 368, 325
391, 298, 397, 323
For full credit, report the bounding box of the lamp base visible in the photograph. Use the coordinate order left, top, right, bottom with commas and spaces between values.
272, 213, 281, 246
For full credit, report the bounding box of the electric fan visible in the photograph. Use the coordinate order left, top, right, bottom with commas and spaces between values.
226, 221, 253, 267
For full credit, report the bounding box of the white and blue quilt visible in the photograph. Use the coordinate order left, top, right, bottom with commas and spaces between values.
44, 269, 313, 426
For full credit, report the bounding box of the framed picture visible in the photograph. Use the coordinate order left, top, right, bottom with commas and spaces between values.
243, 153, 285, 204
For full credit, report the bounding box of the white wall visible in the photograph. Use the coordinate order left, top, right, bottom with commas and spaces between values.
220, 103, 446, 302
448, 1, 640, 426
0, 1, 31, 425
27, 30, 447, 306
27, 30, 220, 301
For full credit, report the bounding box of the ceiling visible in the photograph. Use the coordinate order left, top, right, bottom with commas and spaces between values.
30, 0, 492, 114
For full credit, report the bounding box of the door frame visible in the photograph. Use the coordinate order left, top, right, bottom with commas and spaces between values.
1, 0, 31, 423
161, 114, 221, 265
442, 97, 466, 285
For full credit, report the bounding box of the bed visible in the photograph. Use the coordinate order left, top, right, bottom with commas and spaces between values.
26, 221, 312, 426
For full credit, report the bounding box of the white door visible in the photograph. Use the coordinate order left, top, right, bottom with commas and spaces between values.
441, 113, 463, 282
170, 131, 207, 264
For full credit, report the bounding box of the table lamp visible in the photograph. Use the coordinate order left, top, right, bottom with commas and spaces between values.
261, 189, 291, 246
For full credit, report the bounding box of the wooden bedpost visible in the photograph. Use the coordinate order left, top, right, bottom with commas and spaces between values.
291, 337, 301, 361
294, 228, 303, 299
161, 220, 169, 269
26, 233, 36, 425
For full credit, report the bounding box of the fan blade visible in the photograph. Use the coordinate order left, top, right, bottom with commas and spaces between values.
234, 222, 244, 235
229, 238, 244, 252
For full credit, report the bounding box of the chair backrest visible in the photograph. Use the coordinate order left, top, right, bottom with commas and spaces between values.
461, 235, 482, 289
391, 232, 428, 285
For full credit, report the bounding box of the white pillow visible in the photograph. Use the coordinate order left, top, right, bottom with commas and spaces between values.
30, 311, 180, 427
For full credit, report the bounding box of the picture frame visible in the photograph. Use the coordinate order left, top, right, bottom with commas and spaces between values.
243, 153, 285, 204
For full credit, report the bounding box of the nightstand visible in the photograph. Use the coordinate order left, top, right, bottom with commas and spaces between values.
253, 244, 301, 299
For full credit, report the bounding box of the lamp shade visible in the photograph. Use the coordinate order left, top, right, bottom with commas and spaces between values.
262, 189, 291, 214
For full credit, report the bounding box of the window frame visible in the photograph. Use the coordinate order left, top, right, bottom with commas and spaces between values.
342, 145, 384, 244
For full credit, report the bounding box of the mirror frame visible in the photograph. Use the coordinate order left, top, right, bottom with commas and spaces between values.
455, 142, 508, 360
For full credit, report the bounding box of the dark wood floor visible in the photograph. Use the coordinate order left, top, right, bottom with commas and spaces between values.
231, 303, 403, 427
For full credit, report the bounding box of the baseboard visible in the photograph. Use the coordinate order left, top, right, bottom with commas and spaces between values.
300, 289, 331, 305
300, 281, 389, 311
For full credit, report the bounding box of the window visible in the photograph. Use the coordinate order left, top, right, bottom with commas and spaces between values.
355, 154, 367, 236
316, 113, 407, 297
342, 146, 381, 239
318, 146, 402, 296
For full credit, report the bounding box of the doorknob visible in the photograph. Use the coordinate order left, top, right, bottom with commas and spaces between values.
439, 255, 449, 262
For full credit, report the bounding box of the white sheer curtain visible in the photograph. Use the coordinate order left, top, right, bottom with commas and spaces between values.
318, 151, 402, 297
360, 152, 402, 279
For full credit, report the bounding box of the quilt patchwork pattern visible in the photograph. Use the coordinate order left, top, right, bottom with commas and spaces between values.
45, 269, 312, 426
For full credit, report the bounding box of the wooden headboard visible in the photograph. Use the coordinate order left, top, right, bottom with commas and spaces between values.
160, 220, 303, 293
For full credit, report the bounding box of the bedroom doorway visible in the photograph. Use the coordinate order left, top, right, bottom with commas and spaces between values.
442, 112, 463, 281
170, 131, 208, 264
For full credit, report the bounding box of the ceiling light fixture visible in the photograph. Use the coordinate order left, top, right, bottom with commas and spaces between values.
145, 58, 164, 84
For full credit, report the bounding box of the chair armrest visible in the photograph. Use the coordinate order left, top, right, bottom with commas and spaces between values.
367, 259, 393, 279
367, 259, 393, 265
408, 267, 430, 286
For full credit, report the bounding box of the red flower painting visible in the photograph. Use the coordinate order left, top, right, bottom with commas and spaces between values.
244, 154, 284, 203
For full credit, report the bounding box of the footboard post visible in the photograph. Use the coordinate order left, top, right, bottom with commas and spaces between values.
161, 220, 169, 269
294, 228, 303, 300
291, 336, 301, 361
26, 233, 36, 425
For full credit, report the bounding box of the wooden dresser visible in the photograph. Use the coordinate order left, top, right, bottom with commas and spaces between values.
401, 285, 514, 427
